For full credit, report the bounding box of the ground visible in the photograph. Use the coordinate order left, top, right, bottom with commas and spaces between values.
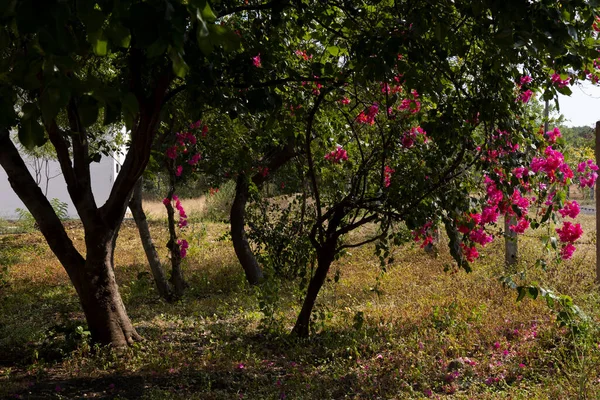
0, 196, 599, 399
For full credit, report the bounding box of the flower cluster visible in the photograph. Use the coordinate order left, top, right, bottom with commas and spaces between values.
294, 49, 312, 61
519, 75, 532, 85
577, 160, 599, 187
380, 81, 402, 95
357, 103, 379, 125
324, 146, 348, 163
413, 221, 435, 248
163, 195, 188, 229
517, 89, 533, 103
252, 54, 261, 68
165, 125, 204, 175
397, 89, 421, 114
556, 221, 583, 259
551, 72, 570, 88
177, 239, 189, 258
545, 127, 561, 143
558, 201, 580, 219
384, 166, 394, 188
530, 146, 572, 183
401, 126, 427, 148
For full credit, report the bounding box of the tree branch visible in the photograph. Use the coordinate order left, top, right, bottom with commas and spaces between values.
0, 128, 85, 270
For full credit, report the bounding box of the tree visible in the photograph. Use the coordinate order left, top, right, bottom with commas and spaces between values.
0, 0, 242, 346
281, 0, 600, 336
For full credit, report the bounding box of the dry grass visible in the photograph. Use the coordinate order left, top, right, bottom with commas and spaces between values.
0, 213, 599, 399
141, 196, 207, 220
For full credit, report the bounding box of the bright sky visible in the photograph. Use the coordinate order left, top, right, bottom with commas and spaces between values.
557, 81, 600, 127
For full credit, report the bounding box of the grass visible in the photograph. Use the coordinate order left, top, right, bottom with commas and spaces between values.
0, 200, 599, 399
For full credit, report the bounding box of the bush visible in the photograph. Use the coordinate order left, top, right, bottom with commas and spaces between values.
203, 180, 236, 222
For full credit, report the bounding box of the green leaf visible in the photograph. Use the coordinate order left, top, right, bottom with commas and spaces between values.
146, 40, 168, 58
82, 9, 106, 34
326, 46, 340, 56
121, 92, 139, 131
200, 0, 217, 22
103, 101, 120, 126
516, 286, 526, 302
107, 22, 131, 48
18, 117, 46, 150
78, 95, 99, 127
92, 33, 108, 56
122, 92, 139, 115
168, 49, 189, 78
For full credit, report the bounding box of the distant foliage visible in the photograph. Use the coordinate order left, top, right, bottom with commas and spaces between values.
15, 198, 69, 231
203, 180, 236, 222
246, 195, 315, 282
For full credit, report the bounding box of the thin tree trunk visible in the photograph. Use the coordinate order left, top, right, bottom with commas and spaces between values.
165, 190, 187, 298
291, 240, 336, 337
505, 215, 517, 266
129, 178, 173, 300
231, 173, 264, 285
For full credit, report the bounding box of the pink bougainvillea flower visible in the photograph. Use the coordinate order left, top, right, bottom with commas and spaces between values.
510, 217, 530, 234
556, 222, 583, 243
520, 75, 532, 85
558, 201, 580, 219
517, 89, 533, 103
339, 97, 351, 105
551, 73, 570, 88
177, 239, 189, 258
384, 166, 394, 187
545, 127, 562, 143
460, 243, 479, 262
175, 165, 183, 177
166, 146, 178, 160
188, 153, 201, 165
561, 243, 576, 260
324, 146, 348, 163
252, 54, 262, 68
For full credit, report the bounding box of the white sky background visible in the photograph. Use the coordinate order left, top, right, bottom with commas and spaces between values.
557, 80, 600, 127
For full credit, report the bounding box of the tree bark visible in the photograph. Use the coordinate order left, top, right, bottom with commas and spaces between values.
129, 178, 174, 300
165, 190, 187, 299
72, 232, 142, 347
505, 215, 518, 266
291, 240, 337, 337
231, 173, 264, 285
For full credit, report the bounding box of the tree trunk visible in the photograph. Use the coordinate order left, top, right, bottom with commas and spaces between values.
164, 194, 187, 299
505, 215, 518, 266
291, 241, 336, 337
70, 232, 142, 347
129, 178, 174, 300
231, 173, 264, 285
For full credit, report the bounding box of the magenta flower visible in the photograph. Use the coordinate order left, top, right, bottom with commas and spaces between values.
517, 89, 533, 103
558, 201, 580, 219
252, 54, 262, 68
166, 146, 178, 160
384, 166, 394, 187
561, 243, 576, 260
175, 165, 183, 177
520, 75, 533, 85
556, 222, 583, 243
545, 127, 562, 143
188, 153, 201, 165
324, 146, 348, 163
